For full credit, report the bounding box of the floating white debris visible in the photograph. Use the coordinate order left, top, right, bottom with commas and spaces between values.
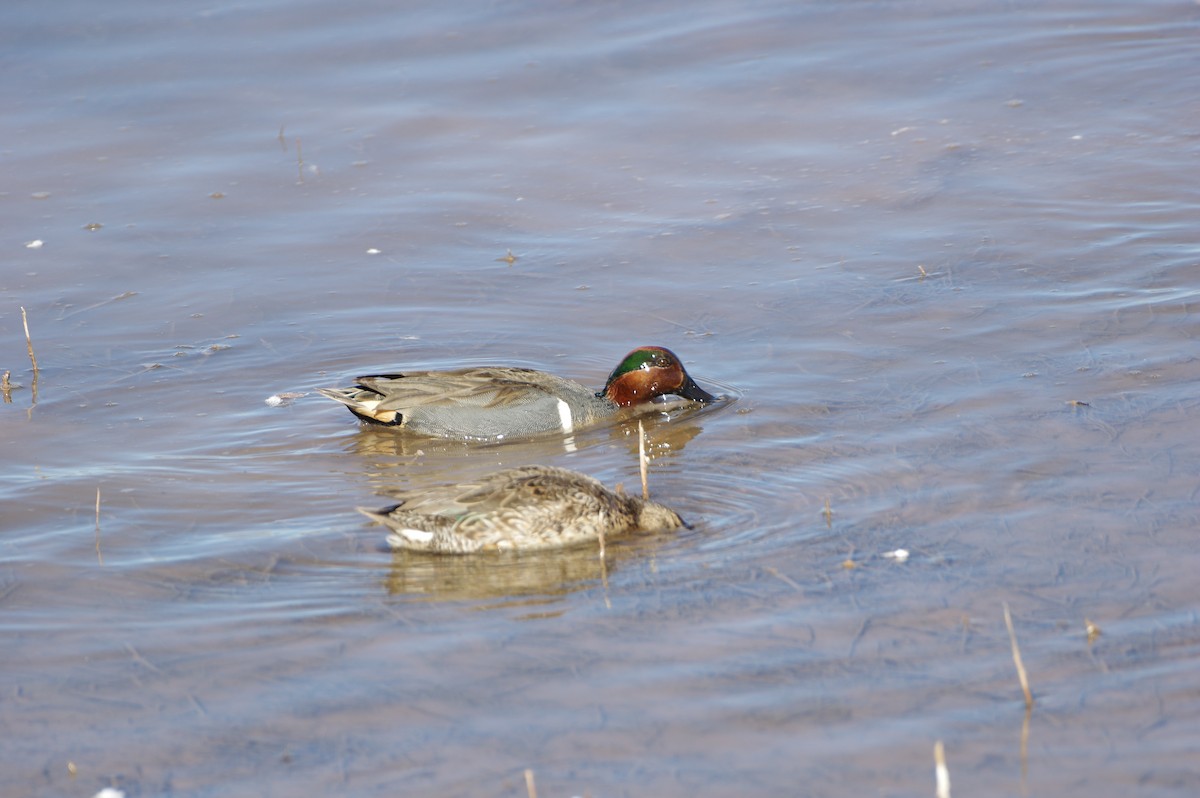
25, 239, 44, 249
884, 548, 910, 562
366, 248, 381, 255
265, 392, 306, 407
93, 789, 126, 798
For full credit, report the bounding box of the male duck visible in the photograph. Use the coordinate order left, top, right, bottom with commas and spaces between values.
319, 345, 715, 441
359, 465, 686, 553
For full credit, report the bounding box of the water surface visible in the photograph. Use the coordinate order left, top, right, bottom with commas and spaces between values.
3, 1, 1199, 796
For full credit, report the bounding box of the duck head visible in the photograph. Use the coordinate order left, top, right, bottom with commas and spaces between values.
599, 346, 716, 407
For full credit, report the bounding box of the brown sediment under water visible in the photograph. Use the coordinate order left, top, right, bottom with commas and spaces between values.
2, 1, 1199, 795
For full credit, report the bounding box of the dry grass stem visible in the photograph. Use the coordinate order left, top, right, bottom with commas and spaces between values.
1019, 705, 1031, 790
638, 419, 649, 500
524, 768, 538, 798
20, 304, 39, 405
823, 497, 833, 527
95, 487, 104, 565
21, 306, 39, 373
840, 543, 858, 570
21, 307, 39, 374
1003, 602, 1034, 709
599, 551, 611, 609
124, 642, 162, 674
1, 370, 11, 403
934, 740, 951, 798
764, 565, 802, 593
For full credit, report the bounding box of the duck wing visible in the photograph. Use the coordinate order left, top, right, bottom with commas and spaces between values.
391, 466, 607, 518
372, 369, 598, 439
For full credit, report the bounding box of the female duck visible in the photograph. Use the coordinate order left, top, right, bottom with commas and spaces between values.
359, 465, 686, 553
319, 345, 714, 441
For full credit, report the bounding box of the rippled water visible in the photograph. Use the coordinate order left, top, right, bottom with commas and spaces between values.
3, 1, 1199, 796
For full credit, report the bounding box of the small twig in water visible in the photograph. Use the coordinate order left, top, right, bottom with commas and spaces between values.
638, 419, 649, 500
124, 642, 162, 674
21, 304, 39, 374
934, 740, 951, 798
95, 487, 104, 565
21, 306, 39, 404
1, 370, 11, 403
1019, 704, 1032, 790
763, 565, 802, 593
524, 768, 538, 798
1003, 602, 1034, 709
823, 497, 833, 527
597, 539, 612, 609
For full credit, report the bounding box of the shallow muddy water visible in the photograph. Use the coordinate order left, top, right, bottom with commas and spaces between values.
3, 1, 1199, 796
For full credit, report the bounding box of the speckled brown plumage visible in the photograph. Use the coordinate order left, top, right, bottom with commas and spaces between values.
358, 465, 686, 553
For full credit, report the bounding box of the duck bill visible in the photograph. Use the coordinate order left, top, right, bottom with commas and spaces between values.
677, 375, 717, 403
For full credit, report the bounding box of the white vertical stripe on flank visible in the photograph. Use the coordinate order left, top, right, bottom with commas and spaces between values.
556, 399, 574, 433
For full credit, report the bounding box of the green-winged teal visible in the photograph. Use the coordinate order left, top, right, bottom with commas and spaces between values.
319, 345, 714, 441
359, 465, 686, 553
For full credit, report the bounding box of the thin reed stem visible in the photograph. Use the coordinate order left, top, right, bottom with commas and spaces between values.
21, 306, 39, 372
1003, 602, 1034, 709
934, 740, 951, 798
638, 419, 649, 500
95, 487, 104, 565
